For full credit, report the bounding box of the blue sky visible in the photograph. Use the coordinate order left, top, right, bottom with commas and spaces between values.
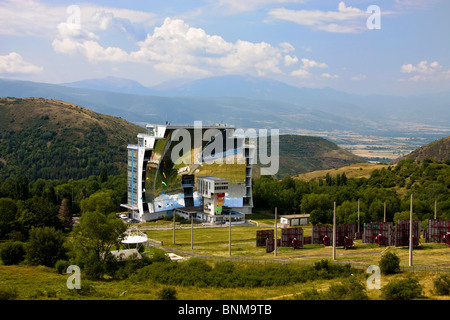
0, 0, 449, 95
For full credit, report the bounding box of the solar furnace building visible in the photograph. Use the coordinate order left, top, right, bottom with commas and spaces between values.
120, 123, 254, 222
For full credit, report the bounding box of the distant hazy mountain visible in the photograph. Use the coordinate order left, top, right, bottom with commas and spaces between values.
150, 75, 447, 121
62, 76, 158, 96
1, 76, 449, 138
0, 77, 364, 134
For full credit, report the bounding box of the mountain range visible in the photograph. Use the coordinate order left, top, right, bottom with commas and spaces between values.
1, 76, 449, 141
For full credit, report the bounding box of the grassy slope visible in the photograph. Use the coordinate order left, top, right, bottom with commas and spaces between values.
294, 162, 392, 181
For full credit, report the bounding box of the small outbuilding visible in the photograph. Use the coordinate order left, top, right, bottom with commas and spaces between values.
280, 214, 310, 226
110, 249, 142, 261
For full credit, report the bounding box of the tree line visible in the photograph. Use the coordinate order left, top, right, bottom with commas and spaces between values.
0, 169, 125, 241
0, 170, 129, 278
253, 158, 450, 226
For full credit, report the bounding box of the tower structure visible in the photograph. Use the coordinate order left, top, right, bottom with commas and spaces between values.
121, 123, 254, 222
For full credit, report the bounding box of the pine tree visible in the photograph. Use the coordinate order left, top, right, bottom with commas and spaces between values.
100, 167, 108, 183
58, 198, 73, 230
341, 172, 347, 185
15, 176, 29, 200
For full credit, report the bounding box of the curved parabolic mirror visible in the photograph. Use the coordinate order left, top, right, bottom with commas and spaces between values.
146, 127, 246, 212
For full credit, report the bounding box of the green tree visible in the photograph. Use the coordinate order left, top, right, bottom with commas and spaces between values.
15, 176, 29, 201
301, 193, 333, 224
379, 251, 401, 275
58, 198, 73, 230
0, 241, 25, 265
69, 211, 127, 277
100, 167, 108, 183
0, 198, 17, 239
25, 226, 67, 267
393, 211, 418, 224
80, 190, 117, 215
336, 200, 358, 224
17, 196, 61, 237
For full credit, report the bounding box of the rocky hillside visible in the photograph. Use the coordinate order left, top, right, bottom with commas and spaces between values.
395, 136, 450, 163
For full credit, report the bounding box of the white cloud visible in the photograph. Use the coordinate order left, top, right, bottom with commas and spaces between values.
290, 57, 330, 79
351, 74, 366, 81
321, 73, 339, 79
301, 58, 327, 69
0, 0, 156, 38
52, 17, 295, 78
52, 22, 129, 62
0, 52, 43, 74
268, 1, 371, 33
284, 55, 298, 66
217, 0, 305, 14
401, 60, 441, 74
279, 42, 295, 53
400, 60, 450, 81
290, 68, 311, 78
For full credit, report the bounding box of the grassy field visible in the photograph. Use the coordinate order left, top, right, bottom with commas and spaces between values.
294, 162, 392, 181
1, 252, 449, 301
144, 222, 450, 269
1, 214, 449, 301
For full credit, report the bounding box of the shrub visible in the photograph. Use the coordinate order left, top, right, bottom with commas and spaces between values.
326, 277, 369, 300
433, 274, 450, 296
379, 252, 401, 275
26, 227, 67, 267
295, 288, 326, 300
55, 259, 70, 274
132, 258, 361, 289
0, 286, 18, 300
157, 287, 178, 300
0, 241, 26, 265
381, 278, 423, 300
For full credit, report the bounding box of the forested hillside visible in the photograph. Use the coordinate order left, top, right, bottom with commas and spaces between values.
0, 97, 145, 180
253, 158, 450, 226
268, 134, 364, 178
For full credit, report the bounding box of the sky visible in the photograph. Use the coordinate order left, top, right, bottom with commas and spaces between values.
0, 0, 449, 96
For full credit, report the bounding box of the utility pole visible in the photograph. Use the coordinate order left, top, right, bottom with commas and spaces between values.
357, 199, 360, 233
409, 194, 413, 267
435, 200, 437, 220
229, 211, 232, 257
191, 214, 194, 250
173, 212, 176, 245
274, 207, 278, 257
332, 202, 336, 261
384, 202, 386, 223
